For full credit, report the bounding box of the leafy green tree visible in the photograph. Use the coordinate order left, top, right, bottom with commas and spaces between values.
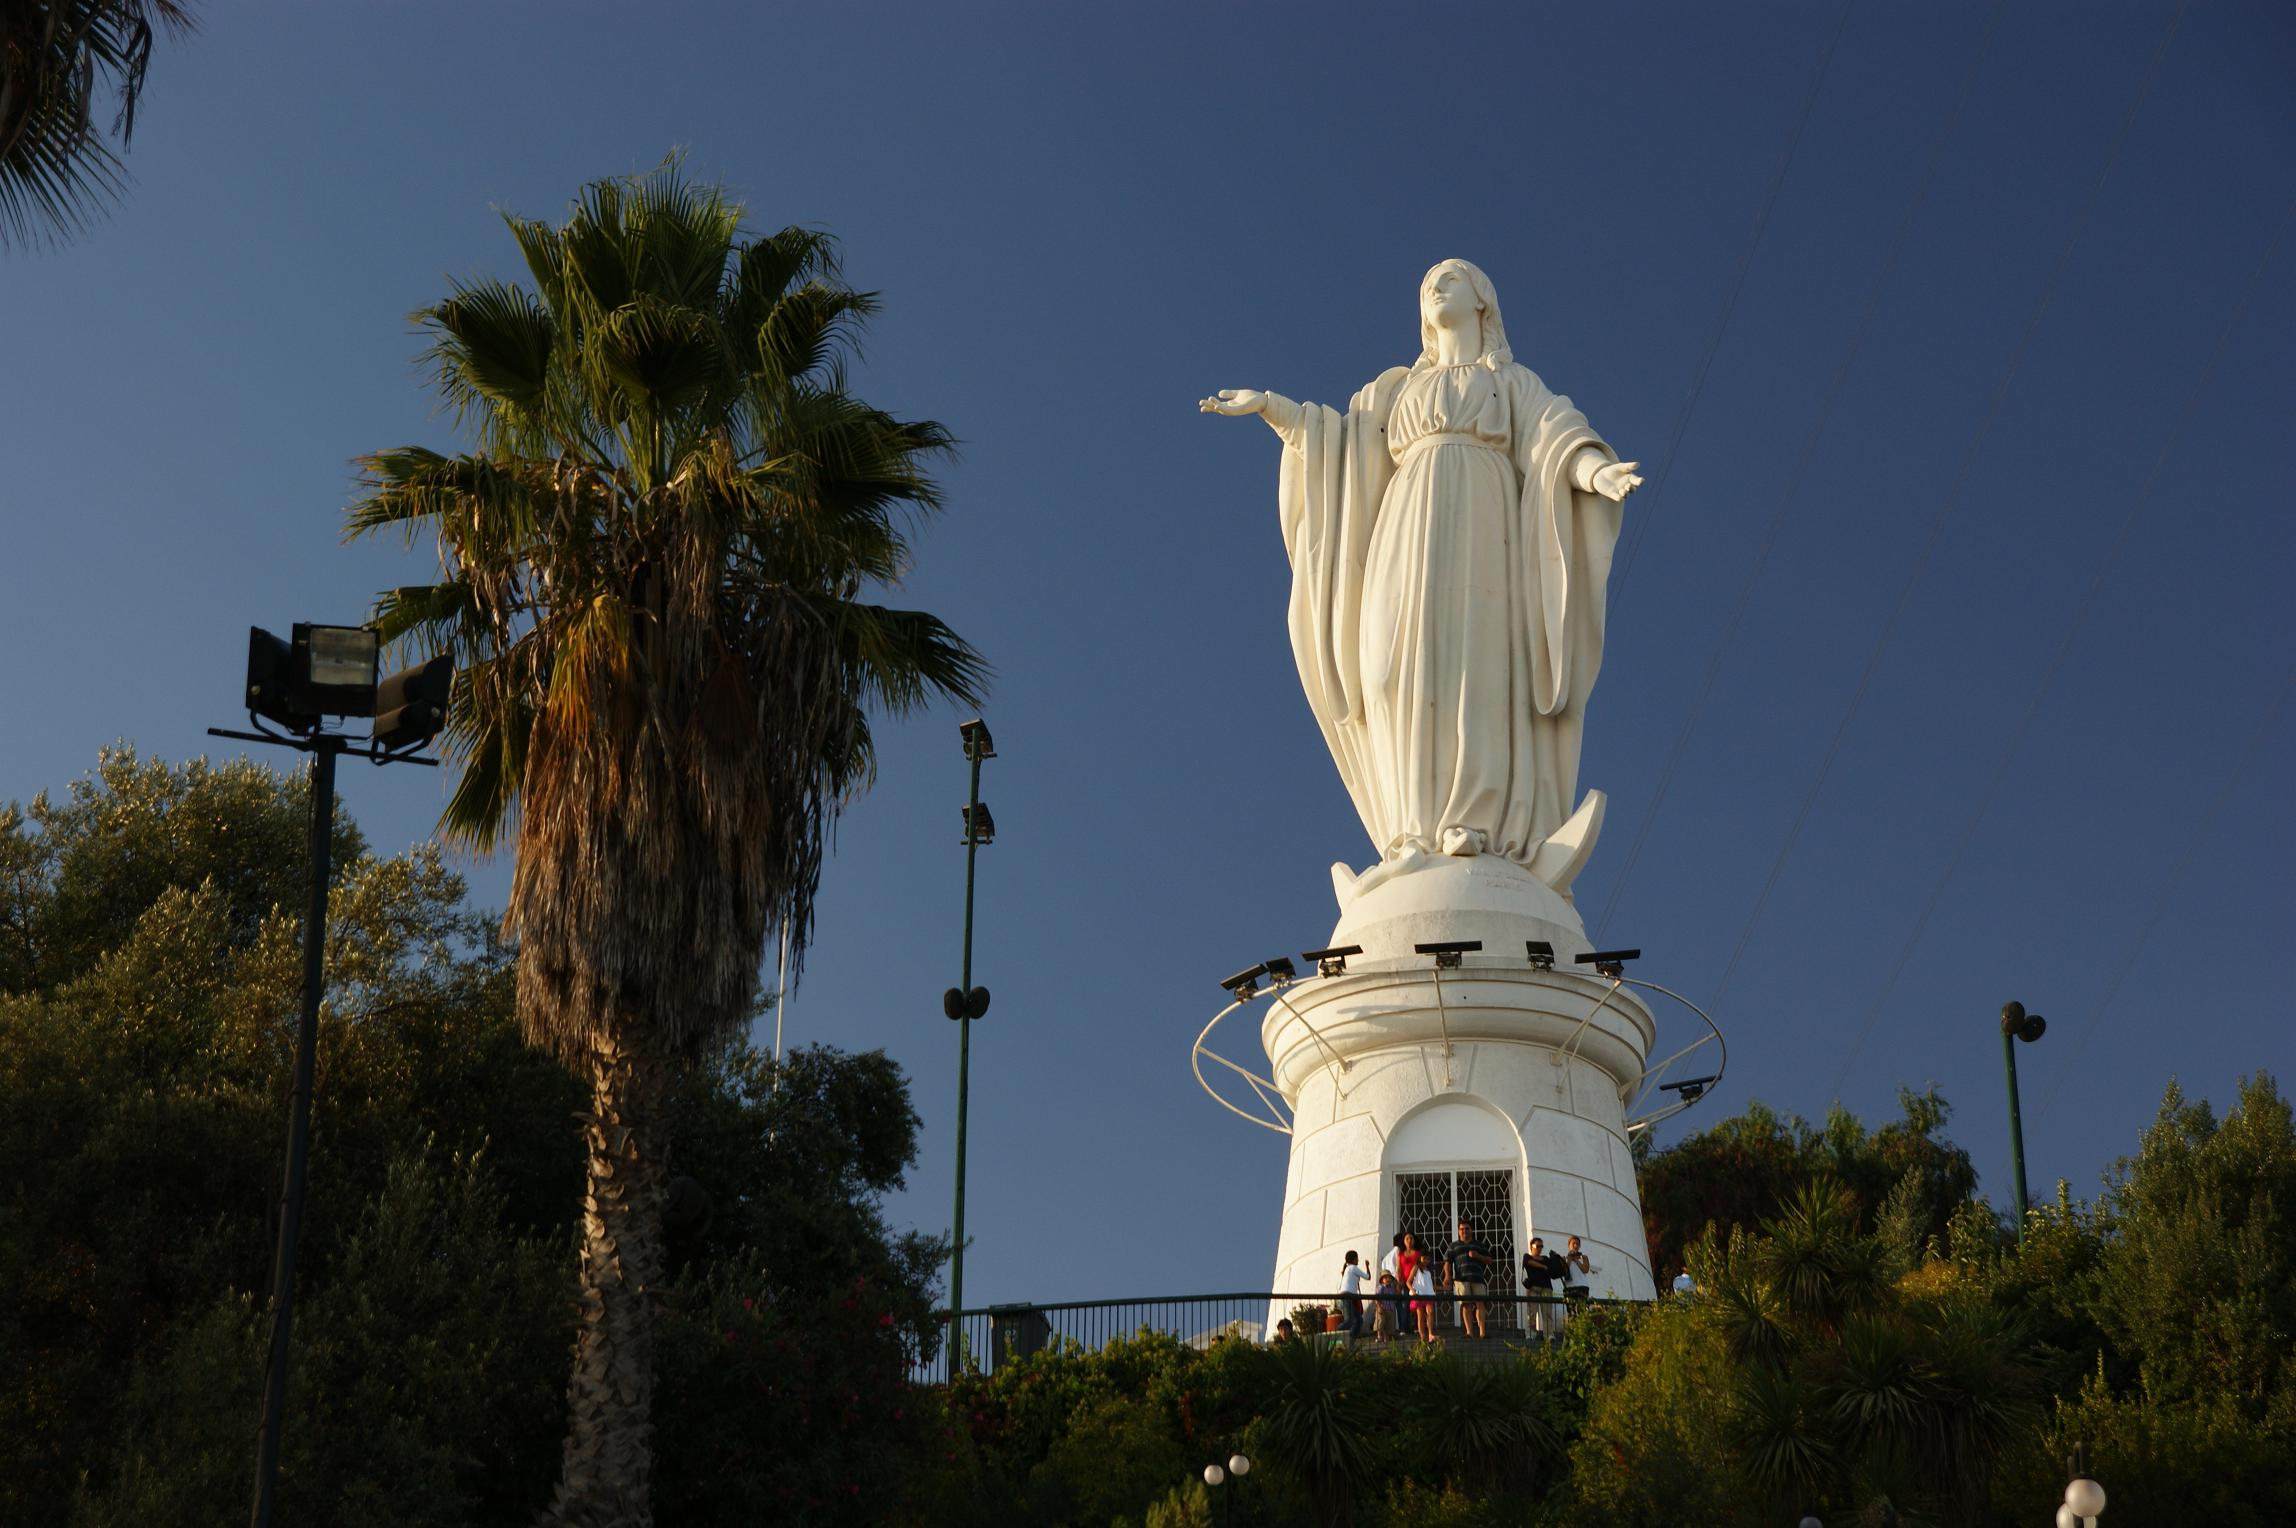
0, 0, 194, 246
1637, 1087, 1977, 1279
1576, 1183, 2040, 1527
2089, 1075, 2294, 1415
345, 160, 983, 1526
0, 751, 573, 1522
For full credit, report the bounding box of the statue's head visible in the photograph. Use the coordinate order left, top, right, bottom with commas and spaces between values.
1417, 259, 1511, 368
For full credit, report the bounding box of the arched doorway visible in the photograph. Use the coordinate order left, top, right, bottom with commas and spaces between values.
1383, 1097, 1525, 1331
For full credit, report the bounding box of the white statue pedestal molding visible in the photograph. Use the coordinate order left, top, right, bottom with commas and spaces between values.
1272, 861, 1657, 1328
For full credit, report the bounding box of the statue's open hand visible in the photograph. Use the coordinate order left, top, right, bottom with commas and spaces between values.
1592, 460, 1643, 501
1198, 389, 1267, 417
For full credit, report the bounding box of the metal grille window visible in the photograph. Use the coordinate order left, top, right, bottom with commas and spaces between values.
1392, 1168, 1519, 1329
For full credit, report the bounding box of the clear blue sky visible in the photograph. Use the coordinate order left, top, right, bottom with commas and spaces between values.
3, 1, 2290, 1307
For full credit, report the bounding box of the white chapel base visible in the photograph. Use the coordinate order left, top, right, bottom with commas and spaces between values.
1261, 854, 1657, 1323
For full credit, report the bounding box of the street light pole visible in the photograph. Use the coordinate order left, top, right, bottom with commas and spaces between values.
247, 737, 341, 1528
947, 720, 995, 1327
1998, 999, 2047, 1238
214, 621, 450, 1528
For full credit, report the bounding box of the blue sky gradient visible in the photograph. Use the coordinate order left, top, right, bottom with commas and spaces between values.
3, 0, 2290, 1305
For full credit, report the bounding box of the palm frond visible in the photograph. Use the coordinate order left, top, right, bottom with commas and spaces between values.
346, 158, 982, 1055
0, 0, 194, 247
423, 277, 555, 429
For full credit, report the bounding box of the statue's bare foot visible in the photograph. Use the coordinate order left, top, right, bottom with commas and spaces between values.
1440, 826, 1487, 857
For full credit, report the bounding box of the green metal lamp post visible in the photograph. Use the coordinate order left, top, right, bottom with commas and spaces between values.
1998, 999, 2047, 1237
946, 719, 996, 1329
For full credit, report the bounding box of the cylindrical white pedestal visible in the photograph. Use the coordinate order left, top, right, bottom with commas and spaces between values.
1261, 857, 1656, 1316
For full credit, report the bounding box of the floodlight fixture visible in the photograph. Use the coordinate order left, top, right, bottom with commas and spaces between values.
2000, 999, 2047, 1043
1575, 947, 1641, 978
244, 624, 380, 733
961, 802, 996, 845
1659, 1074, 1717, 1103
1303, 943, 1361, 978
1526, 940, 1555, 971
1415, 938, 1482, 970
959, 717, 996, 761
372, 655, 452, 752
294, 623, 379, 716
1262, 956, 1297, 985
1220, 963, 1269, 1001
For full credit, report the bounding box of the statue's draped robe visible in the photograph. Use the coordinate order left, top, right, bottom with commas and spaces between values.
1276, 359, 1620, 876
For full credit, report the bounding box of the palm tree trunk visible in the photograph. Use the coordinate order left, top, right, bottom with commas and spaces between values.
545, 1032, 670, 1528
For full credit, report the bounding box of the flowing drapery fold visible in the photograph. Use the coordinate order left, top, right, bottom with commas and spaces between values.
1274, 359, 1621, 884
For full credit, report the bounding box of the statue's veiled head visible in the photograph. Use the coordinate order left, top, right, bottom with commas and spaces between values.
1416, 259, 1512, 369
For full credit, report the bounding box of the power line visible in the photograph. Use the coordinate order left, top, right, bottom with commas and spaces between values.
1822, 192, 2291, 1098
1697, 0, 2193, 1020
2032, 667, 2295, 1124
1593, 0, 2010, 942
1604, 0, 1855, 617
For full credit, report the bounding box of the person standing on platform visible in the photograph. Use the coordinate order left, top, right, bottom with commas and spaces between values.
1380, 1232, 1406, 1338
1338, 1250, 1367, 1336
1445, 1218, 1495, 1337
1400, 1232, 1437, 1343
1522, 1236, 1567, 1342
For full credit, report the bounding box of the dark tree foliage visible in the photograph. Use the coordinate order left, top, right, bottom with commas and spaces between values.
0, 751, 945, 1524
1636, 1086, 1978, 1278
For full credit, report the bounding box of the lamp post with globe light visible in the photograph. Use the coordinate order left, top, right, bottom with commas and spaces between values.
1998, 1000, 2048, 1236
1203, 1454, 1250, 1525
2058, 1442, 2106, 1527
946, 719, 995, 1329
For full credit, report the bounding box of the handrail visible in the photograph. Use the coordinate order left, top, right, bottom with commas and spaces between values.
937, 1289, 1643, 1319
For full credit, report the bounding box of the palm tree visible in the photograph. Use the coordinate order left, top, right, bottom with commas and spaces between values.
346, 161, 984, 1527
0, 0, 194, 246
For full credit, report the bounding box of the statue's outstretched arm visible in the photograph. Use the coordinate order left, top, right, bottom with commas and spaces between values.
1199, 389, 1304, 438
1568, 445, 1643, 502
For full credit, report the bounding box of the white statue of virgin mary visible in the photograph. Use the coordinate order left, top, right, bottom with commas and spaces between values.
1203, 260, 1642, 902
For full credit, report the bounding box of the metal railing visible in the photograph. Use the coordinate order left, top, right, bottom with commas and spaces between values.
911, 1290, 1643, 1385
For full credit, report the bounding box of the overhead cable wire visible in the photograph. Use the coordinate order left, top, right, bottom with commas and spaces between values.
1701, 0, 2192, 1019
1605, 0, 1856, 616
1822, 193, 2291, 1099
1593, 0, 2010, 942
2032, 666, 2295, 1124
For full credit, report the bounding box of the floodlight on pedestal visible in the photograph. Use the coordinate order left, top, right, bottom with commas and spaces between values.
1415, 939, 1482, 970
1221, 963, 1268, 1002
959, 717, 996, 761
1302, 944, 1360, 978
960, 802, 995, 845
1526, 939, 1555, 970
1575, 947, 1641, 979
1262, 956, 1297, 986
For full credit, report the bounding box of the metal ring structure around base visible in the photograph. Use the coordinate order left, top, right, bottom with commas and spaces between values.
1191, 966, 1726, 1138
